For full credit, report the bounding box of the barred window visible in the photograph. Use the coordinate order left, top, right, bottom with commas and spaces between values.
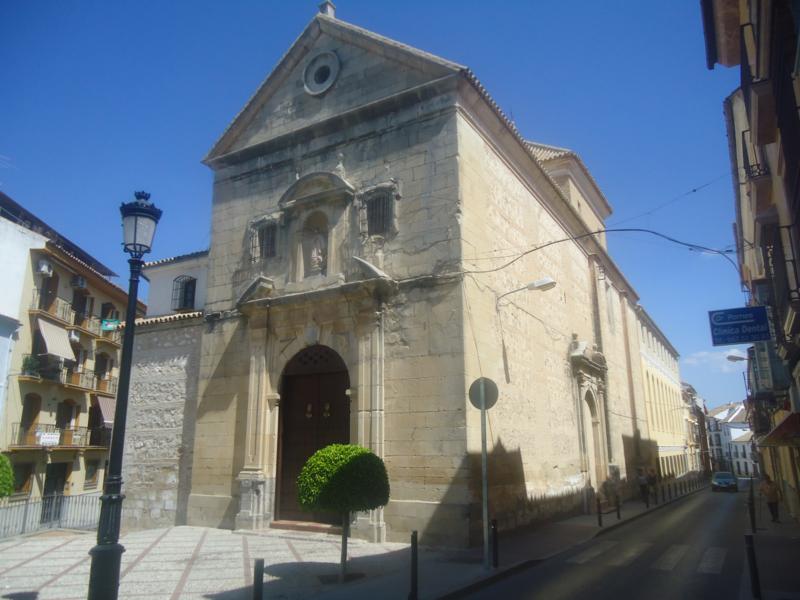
366, 192, 393, 236
172, 276, 197, 311
251, 223, 277, 263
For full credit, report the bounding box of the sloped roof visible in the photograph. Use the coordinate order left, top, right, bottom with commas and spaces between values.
127, 311, 204, 328
0, 191, 117, 277
144, 249, 209, 268
707, 401, 747, 423
525, 141, 573, 162
731, 429, 753, 443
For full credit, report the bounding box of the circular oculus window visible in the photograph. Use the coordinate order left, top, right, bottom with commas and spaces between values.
303, 51, 340, 96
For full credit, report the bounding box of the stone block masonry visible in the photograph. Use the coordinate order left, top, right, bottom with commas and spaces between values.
122, 317, 203, 531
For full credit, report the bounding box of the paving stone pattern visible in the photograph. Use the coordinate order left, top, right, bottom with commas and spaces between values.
0, 526, 416, 599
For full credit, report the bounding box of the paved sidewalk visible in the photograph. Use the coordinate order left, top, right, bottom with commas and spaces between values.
0, 482, 706, 600
742, 493, 800, 600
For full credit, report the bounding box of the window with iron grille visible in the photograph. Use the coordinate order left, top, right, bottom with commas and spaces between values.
366, 192, 393, 236
251, 223, 277, 263
172, 276, 196, 311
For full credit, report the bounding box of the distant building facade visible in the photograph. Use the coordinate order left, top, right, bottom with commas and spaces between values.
706, 402, 758, 476
0, 192, 140, 504
702, 0, 800, 520
637, 307, 690, 478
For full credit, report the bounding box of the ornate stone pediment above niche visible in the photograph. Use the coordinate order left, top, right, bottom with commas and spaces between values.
278, 172, 354, 214
237, 275, 275, 309
569, 334, 607, 376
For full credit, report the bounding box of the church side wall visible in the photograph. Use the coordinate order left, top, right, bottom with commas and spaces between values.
456, 113, 648, 532
457, 115, 592, 531
123, 317, 202, 531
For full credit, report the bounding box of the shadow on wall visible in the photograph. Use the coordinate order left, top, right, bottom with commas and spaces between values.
418, 439, 584, 548
620, 433, 658, 498
191, 318, 251, 529
175, 332, 201, 526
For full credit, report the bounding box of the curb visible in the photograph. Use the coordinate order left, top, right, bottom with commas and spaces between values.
437, 483, 710, 599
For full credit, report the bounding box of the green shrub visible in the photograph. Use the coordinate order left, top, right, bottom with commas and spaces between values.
21, 355, 40, 376
298, 444, 389, 514
0, 454, 14, 497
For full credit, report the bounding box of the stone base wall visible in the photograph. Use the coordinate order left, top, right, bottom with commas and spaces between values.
122, 317, 202, 531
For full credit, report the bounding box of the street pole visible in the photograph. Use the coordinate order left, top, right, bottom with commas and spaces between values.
87, 258, 142, 600
480, 378, 489, 571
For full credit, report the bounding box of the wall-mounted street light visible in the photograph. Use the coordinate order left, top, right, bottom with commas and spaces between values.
726, 354, 747, 363
88, 191, 162, 600
496, 277, 557, 305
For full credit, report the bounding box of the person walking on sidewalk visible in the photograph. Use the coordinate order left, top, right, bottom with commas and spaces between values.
646, 468, 658, 503
759, 474, 782, 522
637, 469, 649, 502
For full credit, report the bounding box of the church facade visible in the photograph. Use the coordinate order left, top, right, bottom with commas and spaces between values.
126, 7, 668, 546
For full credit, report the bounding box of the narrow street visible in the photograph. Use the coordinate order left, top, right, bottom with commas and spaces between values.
463, 484, 750, 600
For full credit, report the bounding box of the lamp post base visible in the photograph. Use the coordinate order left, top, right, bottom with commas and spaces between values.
88, 542, 126, 600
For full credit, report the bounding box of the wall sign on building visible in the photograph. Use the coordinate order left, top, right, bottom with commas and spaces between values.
708, 307, 772, 346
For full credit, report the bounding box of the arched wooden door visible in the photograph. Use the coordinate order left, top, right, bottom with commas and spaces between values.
277, 345, 350, 523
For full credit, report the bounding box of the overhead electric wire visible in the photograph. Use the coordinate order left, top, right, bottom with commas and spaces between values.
463, 228, 740, 275
608, 173, 728, 227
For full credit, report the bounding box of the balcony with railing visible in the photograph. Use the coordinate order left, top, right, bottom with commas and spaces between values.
22, 354, 90, 390
9, 423, 111, 448
97, 328, 121, 346
95, 375, 118, 396
30, 290, 75, 325
20, 354, 67, 384
64, 367, 95, 390
71, 312, 101, 336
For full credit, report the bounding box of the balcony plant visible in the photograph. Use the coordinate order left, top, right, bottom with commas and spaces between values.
297, 444, 389, 582
0, 454, 13, 497
21, 355, 40, 377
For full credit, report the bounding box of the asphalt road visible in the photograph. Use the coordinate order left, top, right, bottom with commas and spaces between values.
463, 484, 750, 600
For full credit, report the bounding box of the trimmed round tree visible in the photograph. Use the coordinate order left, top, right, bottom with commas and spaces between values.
297, 444, 389, 580
0, 454, 14, 498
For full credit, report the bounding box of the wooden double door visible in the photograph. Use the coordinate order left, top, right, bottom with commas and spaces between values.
278, 368, 349, 523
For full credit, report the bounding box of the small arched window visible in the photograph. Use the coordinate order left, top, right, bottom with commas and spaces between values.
172, 276, 197, 311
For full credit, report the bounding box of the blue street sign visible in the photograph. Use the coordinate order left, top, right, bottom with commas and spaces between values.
708, 307, 772, 346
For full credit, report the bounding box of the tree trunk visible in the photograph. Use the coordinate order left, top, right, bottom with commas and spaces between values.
340, 511, 349, 583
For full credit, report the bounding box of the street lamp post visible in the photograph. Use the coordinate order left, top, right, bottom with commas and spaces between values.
88, 192, 162, 600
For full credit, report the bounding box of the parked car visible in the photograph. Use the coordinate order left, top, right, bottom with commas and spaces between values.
711, 471, 738, 492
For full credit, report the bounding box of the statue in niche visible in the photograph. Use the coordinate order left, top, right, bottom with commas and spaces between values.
305, 231, 327, 277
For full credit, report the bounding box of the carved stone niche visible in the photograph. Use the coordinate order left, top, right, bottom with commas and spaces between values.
278, 172, 355, 287
569, 334, 608, 417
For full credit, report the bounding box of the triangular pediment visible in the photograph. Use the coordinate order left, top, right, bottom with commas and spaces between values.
237, 275, 275, 308
204, 14, 463, 165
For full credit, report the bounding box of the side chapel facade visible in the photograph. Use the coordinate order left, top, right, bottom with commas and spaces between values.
125, 6, 665, 546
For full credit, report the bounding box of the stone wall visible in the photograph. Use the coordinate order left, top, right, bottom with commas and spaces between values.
123, 317, 202, 531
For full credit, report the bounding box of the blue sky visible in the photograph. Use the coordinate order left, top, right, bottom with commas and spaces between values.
1, 1, 746, 407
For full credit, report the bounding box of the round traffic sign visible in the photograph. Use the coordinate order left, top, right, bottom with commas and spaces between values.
468, 377, 498, 410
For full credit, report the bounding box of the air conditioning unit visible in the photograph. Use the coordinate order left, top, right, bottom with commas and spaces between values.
37, 260, 53, 277
71, 275, 88, 290
68, 330, 81, 343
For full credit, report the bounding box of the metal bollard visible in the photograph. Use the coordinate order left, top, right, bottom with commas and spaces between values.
661, 485, 666, 504
596, 498, 603, 527
745, 534, 762, 599
748, 483, 757, 533
668, 483, 673, 501
615, 495, 621, 520
491, 519, 499, 569
409, 530, 418, 600
645, 489, 650, 509
252, 558, 264, 600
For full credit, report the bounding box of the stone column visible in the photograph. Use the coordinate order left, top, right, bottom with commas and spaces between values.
235, 325, 270, 530
367, 308, 386, 541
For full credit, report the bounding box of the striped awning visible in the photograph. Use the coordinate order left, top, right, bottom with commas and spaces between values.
95, 396, 116, 425
37, 318, 76, 361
